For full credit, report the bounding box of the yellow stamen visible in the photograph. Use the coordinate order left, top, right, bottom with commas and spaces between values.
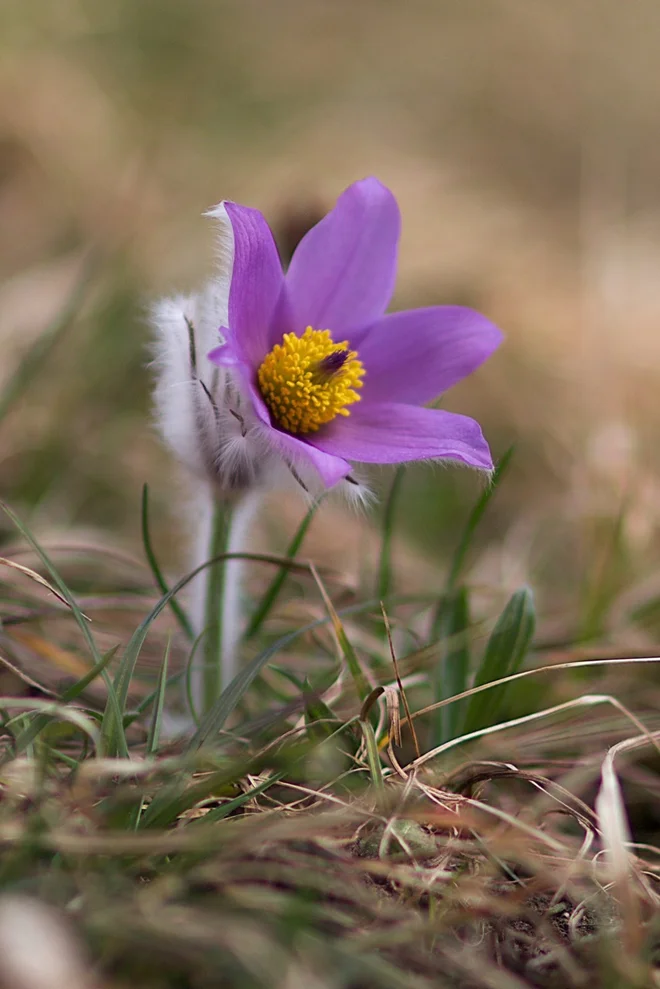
257, 327, 365, 435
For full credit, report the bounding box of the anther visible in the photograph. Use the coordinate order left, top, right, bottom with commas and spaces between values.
313, 349, 349, 380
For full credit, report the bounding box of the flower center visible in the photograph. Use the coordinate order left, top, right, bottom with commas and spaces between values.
257, 327, 365, 435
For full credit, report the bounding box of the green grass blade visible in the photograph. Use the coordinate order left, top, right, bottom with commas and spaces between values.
446, 446, 513, 592
0, 697, 100, 749
123, 670, 185, 726
462, 586, 536, 735
244, 499, 320, 641
193, 771, 285, 825
141, 484, 193, 641
377, 466, 405, 601
359, 716, 385, 792
0, 253, 97, 426
431, 586, 471, 744
188, 594, 405, 751
146, 636, 172, 756
100, 550, 320, 754
0, 501, 128, 758
303, 677, 341, 741
188, 625, 308, 750
10, 645, 119, 756
138, 764, 242, 830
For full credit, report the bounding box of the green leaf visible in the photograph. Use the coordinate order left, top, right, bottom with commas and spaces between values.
431, 586, 471, 744
244, 499, 320, 640
463, 586, 536, 735
446, 446, 513, 592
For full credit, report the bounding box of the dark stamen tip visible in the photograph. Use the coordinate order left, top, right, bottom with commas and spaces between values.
317, 349, 349, 377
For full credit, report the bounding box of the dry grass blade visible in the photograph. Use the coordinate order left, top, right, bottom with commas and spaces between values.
310, 563, 370, 701
0, 557, 90, 618
407, 693, 660, 770
0, 650, 57, 697
404, 654, 660, 728
381, 602, 420, 759
595, 733, 660, 959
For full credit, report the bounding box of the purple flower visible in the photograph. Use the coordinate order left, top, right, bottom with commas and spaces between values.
207, 177, 502, 493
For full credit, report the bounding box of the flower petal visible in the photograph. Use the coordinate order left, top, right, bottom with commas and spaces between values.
285, 177, 400, 338
357, 307, 503, 406
208, 339, 241, 367
310, 403, 493, 469
206, 201, 285, 367
268, 429, 352, 487
208, 339, 273, 426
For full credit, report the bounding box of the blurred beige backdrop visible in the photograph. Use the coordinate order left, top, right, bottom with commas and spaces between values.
1, 0, 660, 627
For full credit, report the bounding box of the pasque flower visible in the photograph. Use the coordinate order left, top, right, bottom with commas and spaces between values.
150, 178, 503, 713
207, 177, 502, 495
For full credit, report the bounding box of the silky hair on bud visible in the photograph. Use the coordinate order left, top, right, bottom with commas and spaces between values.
150, 287, 267, 496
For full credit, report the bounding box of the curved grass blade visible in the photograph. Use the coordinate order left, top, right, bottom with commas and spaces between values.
188, 594, 416, 751
100, 551, 320, 755
11, 645, 119, 756
0, 697, 100, 750
189, 625, 312, 750
462, 586, 535, 735
0, 501, 127, 758
446, 445, 513, 592
377, 466, 405, 601
0, 557, 86, 614
141, 484, 193, 641
244, 498, 320, 641
138, 758, 249, 830
311, 563, 369, 701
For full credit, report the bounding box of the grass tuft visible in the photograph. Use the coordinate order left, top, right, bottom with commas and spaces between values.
1, 493, 660, 989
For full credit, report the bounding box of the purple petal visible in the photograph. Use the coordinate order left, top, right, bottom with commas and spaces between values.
208, 339, 272, 426
218, 201, 285, 368
208, 337, 241, 366
310, 403, 493, 469
284, 177, 400, 339
268, 428, 352, 487
357, 307, 503, 406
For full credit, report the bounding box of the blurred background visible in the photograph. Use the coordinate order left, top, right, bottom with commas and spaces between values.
2, 0, 660, 650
